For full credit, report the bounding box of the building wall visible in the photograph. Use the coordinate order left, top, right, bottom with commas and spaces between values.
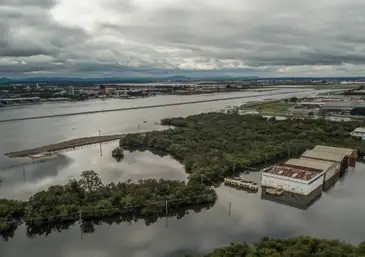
261, 173, 310, 195
308, 174, 325, 193
261, 185, 322, 210
324, 164, 339, 183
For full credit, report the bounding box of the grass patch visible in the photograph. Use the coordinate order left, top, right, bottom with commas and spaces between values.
303, 84, 359, 90
242, 100, 295, 113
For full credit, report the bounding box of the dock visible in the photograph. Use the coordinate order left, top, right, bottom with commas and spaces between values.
224, 177, 259, 191
4, 134, 126, 158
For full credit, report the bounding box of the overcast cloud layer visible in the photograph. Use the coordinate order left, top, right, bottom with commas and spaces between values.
1, 0, 365, 77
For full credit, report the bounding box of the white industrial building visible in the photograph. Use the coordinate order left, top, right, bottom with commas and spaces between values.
302, 145, 357, 171
350, 127, 365, 139
262, 145, 357, 197
68, 86, 75, 96
261, 158, 340, 196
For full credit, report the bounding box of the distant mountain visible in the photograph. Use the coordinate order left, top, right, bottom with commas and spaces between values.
0, 77, 10, 83
163, 75, 191, 81
0, 75, 259, 85
3, 75, 364, 85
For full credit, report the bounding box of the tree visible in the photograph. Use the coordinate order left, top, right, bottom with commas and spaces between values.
79, 170, 103, 200
112, 147, 124, 161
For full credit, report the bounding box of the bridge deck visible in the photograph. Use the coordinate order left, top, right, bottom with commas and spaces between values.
4, 135, 126, 158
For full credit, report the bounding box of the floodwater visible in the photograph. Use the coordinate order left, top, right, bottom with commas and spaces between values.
1, 88, 364, 257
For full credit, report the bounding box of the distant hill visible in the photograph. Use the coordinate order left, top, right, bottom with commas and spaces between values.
1, 75, 364, 85
0, 75, 259, 85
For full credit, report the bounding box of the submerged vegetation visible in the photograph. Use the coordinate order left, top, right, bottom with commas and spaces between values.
0, 170, 216, 240
183, 236, 365, 256
112, 146, 124, 161
119, 112, 365, 185
3, 112, 365, 242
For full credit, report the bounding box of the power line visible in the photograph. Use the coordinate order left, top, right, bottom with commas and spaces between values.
0, 192, 216, 225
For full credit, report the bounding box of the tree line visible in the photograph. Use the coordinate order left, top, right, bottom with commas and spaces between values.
0, 170, 216, 241
182, 236, 365, 257
119, 112, 365, 185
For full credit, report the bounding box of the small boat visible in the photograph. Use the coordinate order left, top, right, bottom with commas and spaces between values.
265, 188, 284, 196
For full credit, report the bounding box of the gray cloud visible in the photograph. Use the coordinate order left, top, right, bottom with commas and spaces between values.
1, 0, 365, 77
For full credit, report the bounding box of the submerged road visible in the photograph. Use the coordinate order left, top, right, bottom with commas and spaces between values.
0, 90, 311, 123
4, 134, 127, 158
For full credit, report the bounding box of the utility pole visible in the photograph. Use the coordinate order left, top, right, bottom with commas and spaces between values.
228, 202, 232, 216
138, 125, 140, 133
98, 130, 103, 156
22, 165, 26, 181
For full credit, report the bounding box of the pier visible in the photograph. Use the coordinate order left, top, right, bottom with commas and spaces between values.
4, 134, 127, 158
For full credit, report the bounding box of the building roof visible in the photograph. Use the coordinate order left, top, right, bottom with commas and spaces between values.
321, 101, 365, 110
1, 97, 41, 101
264, 163, 322, 181
286, 158, 335, 172
298, 102, 326, 105
313, 145, 355, 156
301, 149, 345, 163
353, 127, 365, 133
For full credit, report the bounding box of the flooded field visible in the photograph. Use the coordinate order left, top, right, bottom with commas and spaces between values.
1, 89, 364, 257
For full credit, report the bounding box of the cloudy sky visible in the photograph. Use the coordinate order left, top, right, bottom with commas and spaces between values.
1, 0, 365, 78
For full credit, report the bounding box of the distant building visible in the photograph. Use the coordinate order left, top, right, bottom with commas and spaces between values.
319, 101, 365, 115
68, 86, 75, 96
261, 145, 357, 209
350, 127, 365, 139
100, 85, 106, 94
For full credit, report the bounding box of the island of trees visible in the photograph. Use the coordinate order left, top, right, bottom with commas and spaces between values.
112, 146, 124, 161
182, 236, 365, 256
0, 170, 216, 240
118, 112, 365, 185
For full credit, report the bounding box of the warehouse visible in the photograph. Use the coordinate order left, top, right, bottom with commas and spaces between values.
319, 101, 365, 115
286, 158, 340, 191
350, 127, 365, 139
301, 149, 349, 175
311, 145, 357, 169
261, 163, 324, 197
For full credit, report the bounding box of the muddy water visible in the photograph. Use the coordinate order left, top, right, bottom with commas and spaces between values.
1, 89, 364, 257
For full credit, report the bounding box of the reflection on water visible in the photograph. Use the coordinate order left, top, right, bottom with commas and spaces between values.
2, 159, 365, 245
0, 144, 187, 200
16, 203, 214, 242
261, 187, 321, 210
1, 159, 365, 257
1, 90, 365, 257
